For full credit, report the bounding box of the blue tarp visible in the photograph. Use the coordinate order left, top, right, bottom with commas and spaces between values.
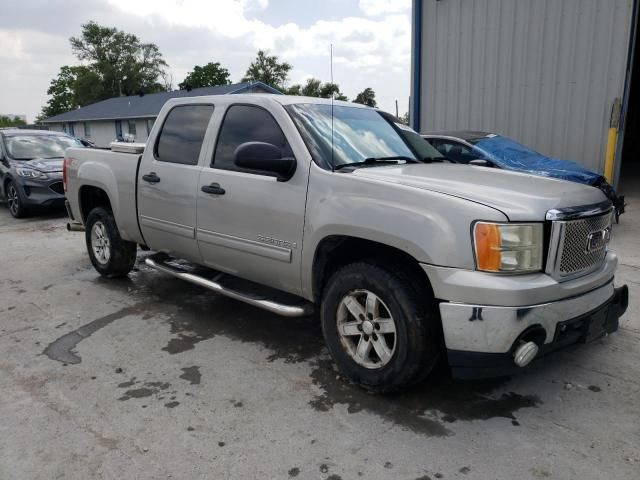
472, 136, 603, 186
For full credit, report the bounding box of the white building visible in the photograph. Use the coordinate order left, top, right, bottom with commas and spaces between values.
42, 82, 281, 148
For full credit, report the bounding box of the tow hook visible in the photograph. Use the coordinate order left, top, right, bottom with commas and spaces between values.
513, 341, 539, 367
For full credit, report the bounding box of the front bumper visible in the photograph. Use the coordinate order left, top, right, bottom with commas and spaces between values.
440, 283, 628, 379
15, 176, 65, 208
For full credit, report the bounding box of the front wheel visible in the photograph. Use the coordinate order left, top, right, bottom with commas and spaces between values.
85, 207, 137, 277
320, 262, 440, 393
6, 181, 28, 218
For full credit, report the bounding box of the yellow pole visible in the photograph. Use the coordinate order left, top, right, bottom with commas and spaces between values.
604, 98, 621, 183
604, 127, 617, 183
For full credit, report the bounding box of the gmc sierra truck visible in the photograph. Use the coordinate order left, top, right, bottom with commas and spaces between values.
63, 94, 628, 391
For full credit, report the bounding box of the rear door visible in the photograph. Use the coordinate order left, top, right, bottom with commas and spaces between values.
196, 103, 308, 295
137, 104, 214, 262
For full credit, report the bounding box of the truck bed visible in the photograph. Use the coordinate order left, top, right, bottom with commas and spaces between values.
65, 146, 145, 244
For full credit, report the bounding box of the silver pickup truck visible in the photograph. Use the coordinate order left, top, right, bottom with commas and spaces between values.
64, 94, 628, 391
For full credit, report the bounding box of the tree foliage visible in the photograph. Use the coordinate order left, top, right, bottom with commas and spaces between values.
39, 21, 169, 120
242, 50, 291, 91
178, 62, 231, 90
353, 87, 377, 107
0, 116, 27, 128
287, 77, 348, 100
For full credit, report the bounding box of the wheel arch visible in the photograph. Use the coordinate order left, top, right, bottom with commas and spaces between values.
78, 185, 113, 223
310, 235, 435, 304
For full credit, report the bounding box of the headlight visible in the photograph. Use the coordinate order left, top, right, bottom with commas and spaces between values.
473, 222, 543, 273
16, 167, 48, 180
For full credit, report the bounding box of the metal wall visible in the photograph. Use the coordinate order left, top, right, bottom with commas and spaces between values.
414, 0, 634, 173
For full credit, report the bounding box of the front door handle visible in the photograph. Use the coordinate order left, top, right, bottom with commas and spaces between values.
201, 183, 226, 195
142, 172, 160, 184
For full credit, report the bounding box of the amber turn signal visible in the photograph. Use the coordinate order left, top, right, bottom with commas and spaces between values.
474, 223, 501, 271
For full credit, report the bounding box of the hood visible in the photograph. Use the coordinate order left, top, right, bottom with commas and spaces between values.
12, 157, 63, 172
352, 163, 607, 221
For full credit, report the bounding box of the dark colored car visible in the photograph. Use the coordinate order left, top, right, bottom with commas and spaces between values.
0, 129, 83, 218
423, 131, 625, 222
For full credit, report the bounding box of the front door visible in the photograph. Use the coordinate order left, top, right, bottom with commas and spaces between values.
196, 104, 307, 295
115, 120, 122, 140
137, 104, 215, 262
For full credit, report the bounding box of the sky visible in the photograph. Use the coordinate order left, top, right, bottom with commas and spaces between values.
0, 0, 412, 122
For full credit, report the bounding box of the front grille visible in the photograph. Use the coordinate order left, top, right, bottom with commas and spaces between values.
49, 181, 64, 195
555, 213, 611, 277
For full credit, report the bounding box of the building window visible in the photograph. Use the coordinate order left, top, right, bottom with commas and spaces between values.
146, 118, 155, 136
128, 120, 137, 138
83, 122, 91, 138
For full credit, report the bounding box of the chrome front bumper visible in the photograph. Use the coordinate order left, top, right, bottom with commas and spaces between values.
438, 280, 623, 354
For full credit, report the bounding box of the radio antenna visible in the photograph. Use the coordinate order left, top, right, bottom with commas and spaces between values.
330, 43, 335, 170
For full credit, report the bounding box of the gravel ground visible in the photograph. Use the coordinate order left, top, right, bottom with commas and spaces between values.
0, 189, 639, 480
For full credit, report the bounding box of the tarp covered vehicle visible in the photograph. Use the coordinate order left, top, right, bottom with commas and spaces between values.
423, 132, 625, 222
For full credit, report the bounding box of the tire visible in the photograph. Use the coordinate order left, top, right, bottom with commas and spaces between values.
320, 262, 440, 393
85, 207, 137, 277
6, 181, 28, 218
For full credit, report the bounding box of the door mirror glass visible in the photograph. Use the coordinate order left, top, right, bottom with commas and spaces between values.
233, 142, 296, 181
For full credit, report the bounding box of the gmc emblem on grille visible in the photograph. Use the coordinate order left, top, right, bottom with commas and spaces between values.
586, 227, 611, 252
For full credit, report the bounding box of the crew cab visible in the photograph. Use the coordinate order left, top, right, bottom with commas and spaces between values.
63, 95, 628, 391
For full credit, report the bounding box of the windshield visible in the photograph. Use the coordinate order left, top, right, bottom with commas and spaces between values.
286, 104, 418, 169
377, 111, 444, 161
3, 134, 83, 160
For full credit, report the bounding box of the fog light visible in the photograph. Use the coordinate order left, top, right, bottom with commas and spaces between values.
513, 341, 539, 367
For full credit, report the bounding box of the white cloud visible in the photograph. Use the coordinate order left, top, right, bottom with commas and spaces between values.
106, 0, 412, 113
0, 0, 413, 121
358, 0, 411, 16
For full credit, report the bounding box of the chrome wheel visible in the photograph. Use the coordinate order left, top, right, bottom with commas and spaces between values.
336, 289, 397, 369
7, 184, 19, 216
90, 221, 111, 265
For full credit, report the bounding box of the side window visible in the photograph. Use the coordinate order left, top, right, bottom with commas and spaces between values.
155, 105, 214, 165
212, 105, 292, 172
430, 139, 475, 163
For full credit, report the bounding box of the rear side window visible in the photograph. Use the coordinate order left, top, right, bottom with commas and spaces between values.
212, 105, 292, 171
155, 105, 214, 165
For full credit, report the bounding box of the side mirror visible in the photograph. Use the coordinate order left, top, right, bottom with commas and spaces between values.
469, 159, 490, 167
233, 142, 296, 182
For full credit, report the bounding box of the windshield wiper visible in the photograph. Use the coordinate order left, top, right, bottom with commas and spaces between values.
333, 156, 418, 171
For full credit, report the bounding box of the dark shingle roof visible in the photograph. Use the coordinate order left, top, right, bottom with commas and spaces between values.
42, 82, 281, 123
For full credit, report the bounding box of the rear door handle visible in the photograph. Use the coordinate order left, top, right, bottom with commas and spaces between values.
142, 172, 160, 184
201, 183, 226, 195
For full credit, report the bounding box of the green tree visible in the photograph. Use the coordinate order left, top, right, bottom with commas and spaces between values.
38, 21, 169, 120
353, 87, 377, 107
178, 62, 231, 90
0, 116, 27, 128
242, 50, 291, 91
288, 77, 348, 100
285, 84, 302, 95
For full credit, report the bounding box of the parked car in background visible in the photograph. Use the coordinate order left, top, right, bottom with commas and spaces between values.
0, 129, 83, 218
423, 131, 625, 222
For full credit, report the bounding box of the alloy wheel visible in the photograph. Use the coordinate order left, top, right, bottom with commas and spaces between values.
336, 289, 397, 369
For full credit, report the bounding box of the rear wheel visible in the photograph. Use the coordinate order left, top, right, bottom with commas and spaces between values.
320, 262, 440, 393
85, 207, 137, 277
6, 181, 27, 218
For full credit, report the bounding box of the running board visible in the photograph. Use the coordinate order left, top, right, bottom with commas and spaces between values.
145, 254, 313, 318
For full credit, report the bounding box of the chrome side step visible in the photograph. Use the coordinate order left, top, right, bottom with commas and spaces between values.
145, 254, 313, 318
